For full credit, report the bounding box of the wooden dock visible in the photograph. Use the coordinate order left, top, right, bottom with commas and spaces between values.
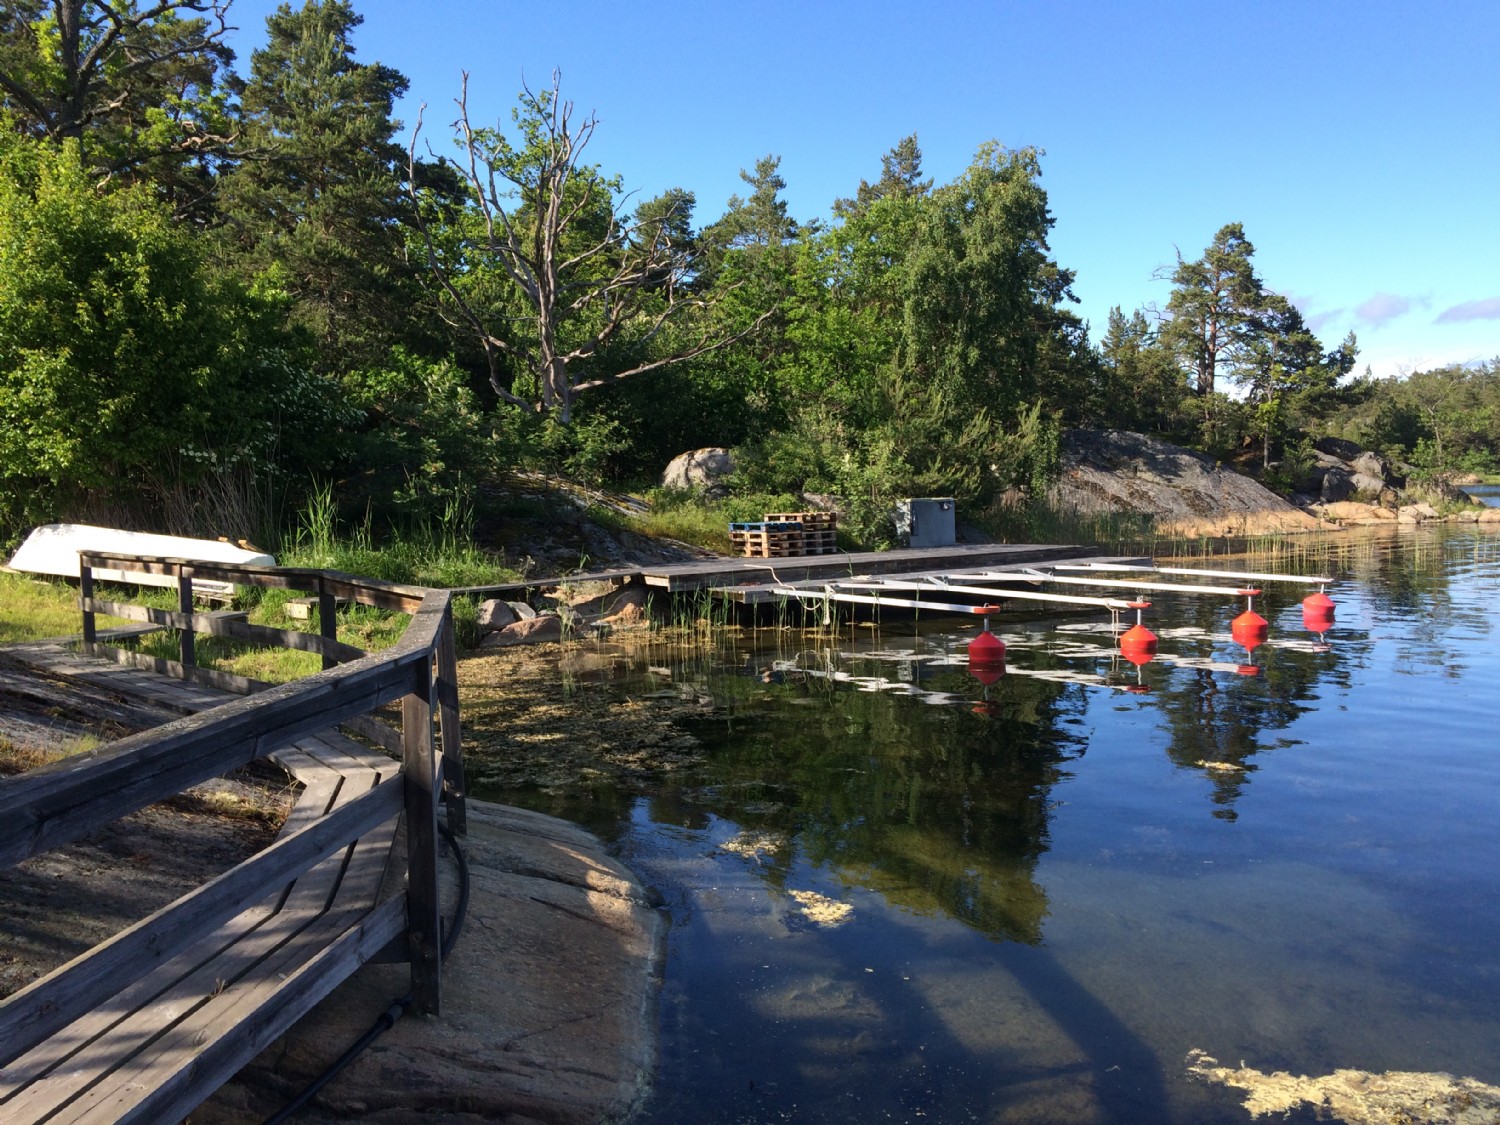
0, 556, 464, 1125
649, 542, 1105, 596
441, 543, 1108, 601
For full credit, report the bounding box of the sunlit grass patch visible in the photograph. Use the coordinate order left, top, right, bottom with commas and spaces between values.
0, 571, 134, 643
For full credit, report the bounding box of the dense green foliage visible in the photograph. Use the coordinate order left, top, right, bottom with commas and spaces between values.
1, 1, 1493, 553
0, 122, 340, 534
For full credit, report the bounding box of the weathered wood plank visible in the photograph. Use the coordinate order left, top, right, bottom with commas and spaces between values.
340, 712, 402, 755
277, 762, 383, 916
1, 581, 453, 1122
17, 648, 226, 714
0, 749, 365, 1102
0, 778, 402, 1066
0, 895, 282, 1098
319, 572, 428, 613
82, 641, 268, 696
76, 599, 248, 634
297, 729, 395, 774
641, 542, 1101, 593
0, 644, 429, 866
79, 564, 95, 645
222, 618, 366, 664
176, 573, 195, 667
318, 589, 339, 670
59, 897, 407, 1125
403, 672, 441, 1017
434, 606, 466, 836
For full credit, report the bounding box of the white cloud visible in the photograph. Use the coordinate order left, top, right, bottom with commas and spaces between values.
1354, 293, 1413, 327
1355, 343, 1491, 380
1435, 297, 1500, 324
1305, 309, 1344, 333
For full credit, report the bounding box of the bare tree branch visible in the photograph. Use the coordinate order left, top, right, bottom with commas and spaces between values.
408, 69, 771, 422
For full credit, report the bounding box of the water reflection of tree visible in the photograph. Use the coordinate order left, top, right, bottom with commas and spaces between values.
680, 669, 1086, 945
1144, 529, 1498, 818
1145, 593, 1337, 820
1345, 528, 1499, 679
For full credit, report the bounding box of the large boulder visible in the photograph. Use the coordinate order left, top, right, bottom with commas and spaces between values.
1052, 430, 1322, 537
1314, 436, 1363, 462
1320, 467, 1356, 503
1398, 502, 1439, 522
661, 448, 734, 497
475, 599, 519, 634
205, 801, 664, 1124
1317, 501, 1397, 524
479, 613, 565, 648
1349, 471, 1394, 503
1350, 450, 1387, 478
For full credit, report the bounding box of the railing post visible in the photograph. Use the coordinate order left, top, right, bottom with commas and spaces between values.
177, 567, 195, 669
434, 603, 466, 837
403, 661, 442, 1016
80, 556, 96, 647
318, 582, 338, 671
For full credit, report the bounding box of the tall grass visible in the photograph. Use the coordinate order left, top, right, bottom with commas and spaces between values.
279, 484, 521, 588
594, 490, 810, 554
980, 497, 1165, 556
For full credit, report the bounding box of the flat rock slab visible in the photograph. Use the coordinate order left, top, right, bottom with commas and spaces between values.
199, 801, 665, 1124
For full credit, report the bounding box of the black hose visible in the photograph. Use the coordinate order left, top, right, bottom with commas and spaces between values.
262, 820, 471, 1125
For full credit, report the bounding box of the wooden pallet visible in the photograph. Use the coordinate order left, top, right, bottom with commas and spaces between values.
729, 512, 840, 558
798, 529, 839, 555
763, 512, 837, 532
730, 529, 805, 558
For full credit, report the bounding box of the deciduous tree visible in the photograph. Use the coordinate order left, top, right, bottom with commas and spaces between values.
0, 0, 237, 214
0, 124, 337, 536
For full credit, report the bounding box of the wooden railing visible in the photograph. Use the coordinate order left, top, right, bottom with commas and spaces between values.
0, 554, 466, 1121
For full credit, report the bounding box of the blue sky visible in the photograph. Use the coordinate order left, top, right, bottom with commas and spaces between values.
224, 0, 1499, 379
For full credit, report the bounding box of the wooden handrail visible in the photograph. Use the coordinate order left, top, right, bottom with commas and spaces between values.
0, 643, 430, 866
1, 553, 467, 1063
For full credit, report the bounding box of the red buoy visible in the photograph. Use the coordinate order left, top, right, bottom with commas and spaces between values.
1302, 590, 1335, 615
1231, 589, 1268, 648
1302, 591, 1334, 648
968, 607, 1006, 683
1302, 588, 1335, 639
970, 659, 1005, 686
1119, 600, 1157, 662
1302, 603, 1334, 633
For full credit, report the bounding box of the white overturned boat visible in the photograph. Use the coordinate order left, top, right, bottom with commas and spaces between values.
5, 524, 274, 596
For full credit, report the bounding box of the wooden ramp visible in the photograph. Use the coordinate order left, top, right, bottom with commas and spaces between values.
0, 644, 409, 1124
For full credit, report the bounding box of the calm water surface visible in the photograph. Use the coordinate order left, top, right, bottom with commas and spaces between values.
1464, 483, 1500, 506
481, 526, 1500, 1123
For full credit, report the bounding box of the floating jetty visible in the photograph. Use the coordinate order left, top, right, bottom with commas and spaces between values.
445, 540, 1337, 667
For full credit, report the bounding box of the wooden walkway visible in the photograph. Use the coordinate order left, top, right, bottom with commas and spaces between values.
1, 640, 408, 1124
449, 541, 1106, 599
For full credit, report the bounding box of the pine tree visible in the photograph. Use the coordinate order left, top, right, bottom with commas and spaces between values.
1159, 222, 1265, 396
216, 0, 414, 371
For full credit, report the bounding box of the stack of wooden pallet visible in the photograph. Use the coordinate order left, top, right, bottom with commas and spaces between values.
729, 512, 839, 558
765, 511, 838, 555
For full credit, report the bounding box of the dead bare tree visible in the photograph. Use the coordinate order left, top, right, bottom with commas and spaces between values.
408, 69, 770, 424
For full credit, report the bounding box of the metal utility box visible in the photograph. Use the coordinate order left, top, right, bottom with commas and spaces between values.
894, 498, 956, 548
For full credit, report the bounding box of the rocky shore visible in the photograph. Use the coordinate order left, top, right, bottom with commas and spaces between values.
1053, 430, 1500, 537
